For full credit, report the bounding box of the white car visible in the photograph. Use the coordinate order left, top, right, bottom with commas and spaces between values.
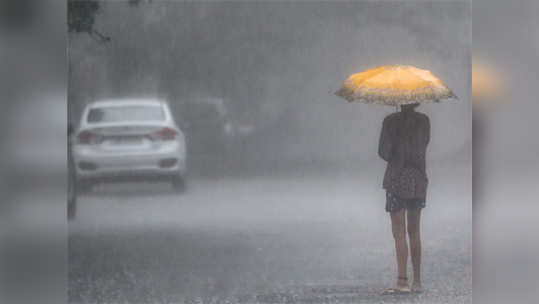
72, 98, 187, 192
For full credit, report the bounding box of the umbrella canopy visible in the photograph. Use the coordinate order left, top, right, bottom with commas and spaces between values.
336, 65, 457, 105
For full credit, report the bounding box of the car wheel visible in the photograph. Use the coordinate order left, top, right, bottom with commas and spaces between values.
171, 175, 186, 193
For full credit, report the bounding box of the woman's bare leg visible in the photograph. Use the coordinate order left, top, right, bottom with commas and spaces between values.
407, 208, 422, 292
390, 209, 408, 288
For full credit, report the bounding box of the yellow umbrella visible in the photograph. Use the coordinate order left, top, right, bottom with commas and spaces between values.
335, 65, 457, 105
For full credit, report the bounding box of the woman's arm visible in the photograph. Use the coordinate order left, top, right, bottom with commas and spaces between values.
424, 115, 430, 145
378, 116, 393, 161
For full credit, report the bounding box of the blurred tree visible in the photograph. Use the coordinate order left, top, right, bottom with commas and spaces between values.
68, 0, 110, 42
68, 0, 150, 41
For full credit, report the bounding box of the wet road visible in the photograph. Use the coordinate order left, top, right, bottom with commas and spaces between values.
69, 167, 471, 304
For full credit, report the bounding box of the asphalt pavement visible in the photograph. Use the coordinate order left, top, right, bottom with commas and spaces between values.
69, 167, 471, 304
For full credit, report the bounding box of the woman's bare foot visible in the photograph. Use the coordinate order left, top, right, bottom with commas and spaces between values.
381, 286, 410, 295
411, 281, 422, 293
381, 277, 410, 295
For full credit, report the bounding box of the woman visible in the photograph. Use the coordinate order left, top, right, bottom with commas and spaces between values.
378, 103, 430, 294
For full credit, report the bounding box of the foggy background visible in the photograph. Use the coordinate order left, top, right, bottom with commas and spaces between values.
474, 1, 539, 304
68, 1, 471, 175
7, 0, 539, 303
1, 1, 471, 304
67, 2, 471, 304
1, 1, 66, 304
16, 0, 539, 303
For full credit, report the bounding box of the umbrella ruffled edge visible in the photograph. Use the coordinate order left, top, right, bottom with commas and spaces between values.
335, 85, 458, 106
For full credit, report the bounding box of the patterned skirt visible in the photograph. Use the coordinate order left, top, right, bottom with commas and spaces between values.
386, 191, 426, 213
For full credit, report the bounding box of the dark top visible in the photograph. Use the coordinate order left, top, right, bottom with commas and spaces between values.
378, 111, 430, 198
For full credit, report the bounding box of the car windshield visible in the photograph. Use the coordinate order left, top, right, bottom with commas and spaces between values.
87, 105, 165, 123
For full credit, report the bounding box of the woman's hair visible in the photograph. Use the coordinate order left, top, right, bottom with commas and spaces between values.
397, 104, 424, 150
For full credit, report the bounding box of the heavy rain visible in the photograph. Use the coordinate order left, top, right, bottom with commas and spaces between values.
67, 1, 471, 303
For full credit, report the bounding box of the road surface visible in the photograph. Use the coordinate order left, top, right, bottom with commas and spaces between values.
69, 167, 471, 304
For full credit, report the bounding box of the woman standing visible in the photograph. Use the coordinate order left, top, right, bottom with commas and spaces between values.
379, 103, 430, 294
